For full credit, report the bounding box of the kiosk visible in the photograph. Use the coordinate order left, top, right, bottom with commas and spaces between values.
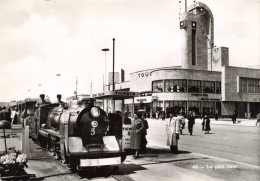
95, 91, 139, 150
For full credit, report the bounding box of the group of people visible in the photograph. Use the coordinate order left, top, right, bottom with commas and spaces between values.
35, 94, 66, 108
166, 110, 211, 137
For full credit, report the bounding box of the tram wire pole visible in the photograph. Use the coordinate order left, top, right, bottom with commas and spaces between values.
112, 38, 115, 91
101, 48, 109, 91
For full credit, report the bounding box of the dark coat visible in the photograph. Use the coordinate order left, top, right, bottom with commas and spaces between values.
0, 109, 12, 123
202, 117, 211, 131
188, 114, 195, 127
35, 99, 49, 108
130, 118, 144, 150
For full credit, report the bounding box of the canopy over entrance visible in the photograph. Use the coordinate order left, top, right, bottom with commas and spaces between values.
95, 91, 139, 100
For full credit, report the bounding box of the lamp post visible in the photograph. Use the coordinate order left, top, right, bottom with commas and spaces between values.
101, 48, 109, 91
38, 84, 42, 95
112, 38, 115, 91
28, 89, 30, 99
56, 74, 61, 93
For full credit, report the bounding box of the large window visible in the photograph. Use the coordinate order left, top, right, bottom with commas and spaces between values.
152, 101, 163, 112
165, 79, 187, 92
188, 101, 201, 115
216, 81, 221, 94
188, 80, 201, 93
202, 101, 215, 115
239, 77, 260, 93
152, 80, 163, 93
165, 101, 187, 116
240, 77, 247, 93
248, 78, 260, 93
203, 81, 215, 93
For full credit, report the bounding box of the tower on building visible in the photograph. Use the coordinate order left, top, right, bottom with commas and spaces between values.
179, 2, 216, 71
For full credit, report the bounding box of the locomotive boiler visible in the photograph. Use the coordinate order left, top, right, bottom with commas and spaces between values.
26, 99, 126, 171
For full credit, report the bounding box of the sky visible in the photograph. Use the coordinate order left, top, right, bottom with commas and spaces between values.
0, 0, 259, 102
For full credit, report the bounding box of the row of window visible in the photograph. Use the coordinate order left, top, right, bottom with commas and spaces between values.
152, 101, 220, 115
152, 79, 221, 94
240, 77, 260, 93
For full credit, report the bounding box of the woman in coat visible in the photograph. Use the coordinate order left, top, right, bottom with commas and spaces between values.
130, 113, 144, 159
202, 115, 211, 134
166, 113, 181, 153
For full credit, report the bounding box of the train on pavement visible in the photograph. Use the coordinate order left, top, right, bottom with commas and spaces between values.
10, 98, 126, 172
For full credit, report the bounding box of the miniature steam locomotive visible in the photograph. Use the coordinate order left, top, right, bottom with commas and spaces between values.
13, 98, 126, 172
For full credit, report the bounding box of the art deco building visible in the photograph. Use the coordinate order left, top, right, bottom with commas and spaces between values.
113, 2, 260, 118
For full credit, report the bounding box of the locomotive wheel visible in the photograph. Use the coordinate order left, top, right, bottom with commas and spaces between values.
69, 157, 79, 173
70, 163, 78, 173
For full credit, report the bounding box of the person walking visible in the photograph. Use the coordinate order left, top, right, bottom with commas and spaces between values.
139, 112, 149, 153
130, 113, 144, 159
232, 111, 237, 124
202, 114, 211, 134
187, 111, 195, 135
179, 112, 185, 135
166, 113, 180, 153
11, 107, 20, 124
256, 112, 260, 126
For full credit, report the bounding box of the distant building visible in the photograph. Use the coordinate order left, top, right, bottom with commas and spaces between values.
0, 102, 9, 108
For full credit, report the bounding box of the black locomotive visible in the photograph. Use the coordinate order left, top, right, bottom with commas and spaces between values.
12, 98, 126, 172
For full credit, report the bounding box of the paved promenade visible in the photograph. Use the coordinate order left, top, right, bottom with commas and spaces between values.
158, 117, 258, 127
195, 118, 258, 127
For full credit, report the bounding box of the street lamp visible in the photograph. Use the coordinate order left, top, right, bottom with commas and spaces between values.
38, 84, 42, 95
28, 89, 31, 99
56, 74, 61, 93
101, 48, 109, 91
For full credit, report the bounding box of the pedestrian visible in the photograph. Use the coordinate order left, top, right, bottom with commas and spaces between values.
152, 112, 155, 119
166, 113, 180, 153
215, 112, 218, 120
162, 111, 165, 120
139, 112, 149, 153
179, 112, 185, 135
248, 112, 251, 119
202, 114, 211, 134
232, 111, 237, 124
130, 113, 144, 159
256, 112, 260, 126
187, 111, 195, 135
11, 107, 20, 124
0, 106, 12, 123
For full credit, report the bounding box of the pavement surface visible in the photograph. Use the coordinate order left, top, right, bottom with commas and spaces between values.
1, 117, 259, 181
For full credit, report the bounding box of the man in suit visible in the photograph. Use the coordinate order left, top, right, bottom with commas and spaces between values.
56, 94, 67, 108
187, 111, 195, 135
35, 94, 49, 108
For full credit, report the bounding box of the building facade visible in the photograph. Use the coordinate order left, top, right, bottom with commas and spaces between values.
111, 2, 260, 118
